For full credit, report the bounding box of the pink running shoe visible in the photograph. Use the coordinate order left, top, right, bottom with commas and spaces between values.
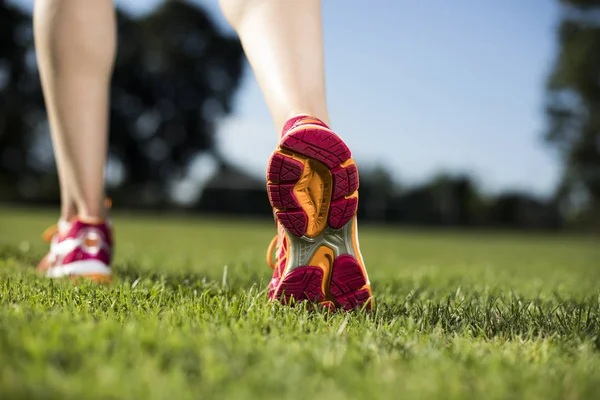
38, 218, 113, 283
266, 115, 373, 311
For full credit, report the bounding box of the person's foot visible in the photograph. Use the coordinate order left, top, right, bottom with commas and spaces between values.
38, 218, 113, 283
266, 115, 372, 311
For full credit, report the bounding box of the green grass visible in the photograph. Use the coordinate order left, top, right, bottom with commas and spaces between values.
1, 207, 599, 400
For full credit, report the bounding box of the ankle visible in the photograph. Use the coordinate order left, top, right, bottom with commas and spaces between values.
60, 203, 77, 222
77, 206, 108, 222
77, 207, 106, 220
77, 215, 106, 225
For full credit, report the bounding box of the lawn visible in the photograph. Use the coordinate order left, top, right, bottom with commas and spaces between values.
0, 207, 599, 399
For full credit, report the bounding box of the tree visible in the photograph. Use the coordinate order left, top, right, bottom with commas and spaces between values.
488, 192, 562, 230
0, 1, 244, 207
386, 173, 485, 227
545, 0, 600, 227
0, 3, 47, 201
109, 2, 244, 206
356, 165, 399, 222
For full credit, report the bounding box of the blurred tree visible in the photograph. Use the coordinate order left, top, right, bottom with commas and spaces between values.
488, 192, 562, 230
425, 173, 481, 226
109, 2, 244, 206
356, 165, 399, 222
0, 3, 47, 201
386, 173, 485, 227
545, 0, 600, 227
0, 1, 244, 207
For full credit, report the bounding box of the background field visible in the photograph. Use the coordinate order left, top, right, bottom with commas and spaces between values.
1, 207, 599, 399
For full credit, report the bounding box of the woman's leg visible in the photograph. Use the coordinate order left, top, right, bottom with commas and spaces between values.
221, 0, 372, 310
34, 0, 115, 220
220, 0, 329, 133
34, 0, 115, 282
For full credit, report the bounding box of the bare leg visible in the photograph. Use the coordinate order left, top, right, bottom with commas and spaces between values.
221, 0, 372, 310
34, 0, 116, 220
220, 0, 329, 133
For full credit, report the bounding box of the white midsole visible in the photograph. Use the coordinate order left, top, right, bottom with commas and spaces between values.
45, 260, 111, 278
285, 218, 370, 285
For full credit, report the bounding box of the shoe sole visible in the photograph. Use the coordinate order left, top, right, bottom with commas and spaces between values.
44, 260, 112, 284
267, 125, 372, 311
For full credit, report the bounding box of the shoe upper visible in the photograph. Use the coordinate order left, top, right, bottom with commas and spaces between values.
38, 218, 113, 272
266, 222, 289, 300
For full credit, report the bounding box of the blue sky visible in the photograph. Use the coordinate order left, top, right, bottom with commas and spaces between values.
13, 0, 563, 197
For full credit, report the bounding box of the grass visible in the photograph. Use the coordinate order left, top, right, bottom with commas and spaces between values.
0, 207, 599, 399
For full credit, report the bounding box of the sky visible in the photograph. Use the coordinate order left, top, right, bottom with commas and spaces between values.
12, 0, 563, 197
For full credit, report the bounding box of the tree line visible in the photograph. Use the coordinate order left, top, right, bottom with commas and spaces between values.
1, 1, 598, 230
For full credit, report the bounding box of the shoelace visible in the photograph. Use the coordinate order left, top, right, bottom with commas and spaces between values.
42, 224, 59, 243
266, 236, 277, 270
